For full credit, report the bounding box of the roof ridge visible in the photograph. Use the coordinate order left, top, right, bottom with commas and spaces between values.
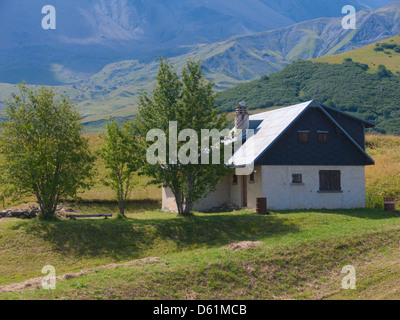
249, 100, 314, 120
231, 100, 374, 167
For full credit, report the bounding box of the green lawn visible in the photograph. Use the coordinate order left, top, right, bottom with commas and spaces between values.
1, 135, 399, 299
1, 207, 399, 300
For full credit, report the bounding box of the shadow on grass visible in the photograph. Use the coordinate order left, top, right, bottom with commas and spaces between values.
10, 212, 299, 261
62, 200, 161, 214
273, 208, 398, 220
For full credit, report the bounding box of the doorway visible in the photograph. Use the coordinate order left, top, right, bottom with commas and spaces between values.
242, 176, 248, 208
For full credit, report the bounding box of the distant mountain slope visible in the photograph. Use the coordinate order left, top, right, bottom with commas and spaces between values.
314, 34, 400, 73
0, 1, 398, 127
216, 58, 400, 134
188, 4, 400, 82
0, 0, 391, 85
67, 4, 400, 124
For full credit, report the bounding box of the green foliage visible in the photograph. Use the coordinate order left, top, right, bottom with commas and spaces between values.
377, 64, 393, 78
135, 58, 232, 216
380, 43, 398, 50
0, 84, 95, 219
375, 42, 400, 52
98, 119, 142, 217
217, 59, 400, 134
366, 177, 400, 209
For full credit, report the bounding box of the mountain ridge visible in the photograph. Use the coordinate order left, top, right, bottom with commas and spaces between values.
0, 0, 392, 83
216, 33, 400, 134
74, 5, 400, 124
0, 1, 398, 128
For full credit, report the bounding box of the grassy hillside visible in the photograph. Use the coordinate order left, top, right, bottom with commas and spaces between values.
0, 135, 399, 300
216, 59, 400, 134
1, 208, 400, 300
314, 34, 400, 73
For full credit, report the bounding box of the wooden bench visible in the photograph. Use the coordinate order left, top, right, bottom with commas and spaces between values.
66, 214, 112, 220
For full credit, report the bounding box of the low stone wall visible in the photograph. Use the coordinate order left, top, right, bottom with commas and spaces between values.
0, 207, 39, 219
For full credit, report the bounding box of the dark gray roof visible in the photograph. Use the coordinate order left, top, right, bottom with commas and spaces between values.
229, 100, 374, 167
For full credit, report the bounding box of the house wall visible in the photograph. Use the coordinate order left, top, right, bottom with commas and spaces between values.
229, 175, 242, 208
261, 165, 366, 210
247, 166, 263, 209
161, 187, 177, 211
161, 166, 264, 212
226, 166, 263, 209
162, 165, 366, 212
194, 176, 231, 211
161, 175, 231, 212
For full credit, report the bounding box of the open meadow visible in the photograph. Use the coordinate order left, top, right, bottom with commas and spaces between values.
0, 134, 399, 300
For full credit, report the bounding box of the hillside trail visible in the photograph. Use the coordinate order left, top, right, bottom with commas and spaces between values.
0, 240, 263, 294
0, 257, 164, 294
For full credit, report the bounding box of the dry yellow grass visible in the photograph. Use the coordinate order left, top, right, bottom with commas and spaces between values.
77, 133, 161, 201
365, 134, 400, 182
313, 35, 400, 74
1, 133, 399, 209
365, 134, 400, 208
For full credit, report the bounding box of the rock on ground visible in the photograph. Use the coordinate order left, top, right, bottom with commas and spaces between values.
225, 241, 263, 252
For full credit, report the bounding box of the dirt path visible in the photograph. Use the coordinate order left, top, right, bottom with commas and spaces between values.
1, 241, 262, 294
0, 257, 164, 294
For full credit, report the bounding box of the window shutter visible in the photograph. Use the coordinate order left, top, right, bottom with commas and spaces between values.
319, 171, 330, 191
317, 131, 328, 143
292, 174, 303, 184
319, 170, 341, 191
331, 171, 341, 191
298, 131, 310, 143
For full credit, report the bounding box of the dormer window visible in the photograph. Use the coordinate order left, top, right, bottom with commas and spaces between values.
318, 131, 329, 143
298, 131, 310, 143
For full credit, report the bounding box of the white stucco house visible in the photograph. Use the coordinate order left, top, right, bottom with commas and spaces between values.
162, 100, 375, 211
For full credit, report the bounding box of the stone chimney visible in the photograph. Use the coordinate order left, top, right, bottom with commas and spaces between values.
235, 101, 249, 131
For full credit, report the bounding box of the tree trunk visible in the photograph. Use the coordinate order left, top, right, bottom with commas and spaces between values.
37, 193, 57, 220
183, 200, 192, 216
118, 200, 127, 218
38, 203, 56, 220
174, 191, 185, 216
183, 174, 195, 216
